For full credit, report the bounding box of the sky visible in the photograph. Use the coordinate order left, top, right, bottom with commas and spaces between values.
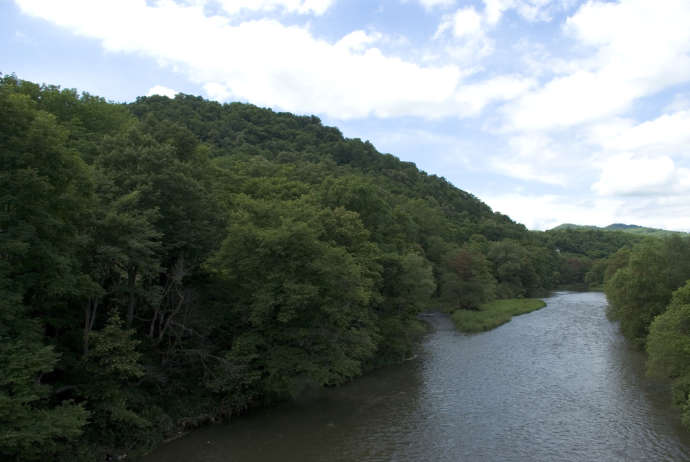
3, 0, 690, 231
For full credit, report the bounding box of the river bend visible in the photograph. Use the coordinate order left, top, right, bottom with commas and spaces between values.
145, 292, 690, 461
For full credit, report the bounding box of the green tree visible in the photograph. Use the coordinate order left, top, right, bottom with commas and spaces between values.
374, 251, 436, 363
606, 237, 690, 345
487, 239, 539, 298
647, 281, 690, 427
441, 246, 496, 310
0, 278, 87, 460
0, 78, 91, 460
205, 197, 381, 399
81, 312, 148, 454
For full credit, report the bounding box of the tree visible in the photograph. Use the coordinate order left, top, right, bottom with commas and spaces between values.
647, 281, 690, 427
0, 78, 91, 460
0, 278, 87, 461
487, 239, 539, 298
606, 237, 690, 345
374, 251, 436, 363
204, 197, 381, 399
441, 246, 496, 310
81, 312, 148, 454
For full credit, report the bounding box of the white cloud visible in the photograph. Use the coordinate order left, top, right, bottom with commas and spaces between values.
435, 7, 481, 40
482, 193, 624, 230
582, 110, 690, 201
216, 0, 334, 16
203, 82, 231, 100
335, 30, 381, 52
454, 74, 535, 116
505, 0, 690, 131
489, 133, 569, 185
483, 0, 557, 25
416, 0, 455, 10
490, 159, 566, 185
437, 0, 559, 35
434, 5, 495, 65
592, 154, 690, 197
593, 110, 690, 156
434, 0, 562, 66
485, 191, 690, 232
14, 0, 478, 119
483, 0, 511, 25
14, 0, 531, 120
449, 7, 483, 38
146, 84, 177, 98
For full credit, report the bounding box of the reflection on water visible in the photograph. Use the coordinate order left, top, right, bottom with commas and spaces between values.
144, 292, 690, 461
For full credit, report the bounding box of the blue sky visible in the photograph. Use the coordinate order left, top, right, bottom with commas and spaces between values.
3, 0, 690, 231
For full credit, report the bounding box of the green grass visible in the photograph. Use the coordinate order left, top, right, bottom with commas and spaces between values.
451, 298, 546, 333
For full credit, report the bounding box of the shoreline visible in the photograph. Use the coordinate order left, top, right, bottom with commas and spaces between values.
450, 298, 547, 333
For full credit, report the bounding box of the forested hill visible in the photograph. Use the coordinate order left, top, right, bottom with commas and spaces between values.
128, 93, 499, 225
0, 74, 655, 460
552, 223, 687, 237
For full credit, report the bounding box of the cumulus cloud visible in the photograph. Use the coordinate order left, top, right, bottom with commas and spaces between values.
488, 133, 570, 185
433, 0, 563, 67
433, 5, 494, 65
591, 154, 690, 197
444, 6, 483, 38
215, 0, 334, 16
203, 82, 231, 100
146, 85, 177, 98
581, 110, 690, 201
591, 110, 690, 156
484, 190, 690, 232
504, 0, 690, 131
454, 75, 536, 115
437, 0, 559, 40
335, 30, 382, 52
482, 193, 624, 230
416, 0, 455, 10
16, 0, 525, 119
487, 0, 690, 222
483, 0, 560, 25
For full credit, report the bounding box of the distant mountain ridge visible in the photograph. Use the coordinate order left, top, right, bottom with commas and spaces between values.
552, 223, 687, 237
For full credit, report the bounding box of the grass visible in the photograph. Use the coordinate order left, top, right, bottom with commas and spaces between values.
451, 298, 546, 333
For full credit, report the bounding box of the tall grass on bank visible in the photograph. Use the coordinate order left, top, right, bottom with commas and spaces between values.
451, 298, 546, 333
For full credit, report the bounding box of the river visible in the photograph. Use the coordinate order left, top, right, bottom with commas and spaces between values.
144, 291, 690, 461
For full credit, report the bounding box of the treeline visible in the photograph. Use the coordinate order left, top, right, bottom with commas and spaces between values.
0, 74, 660, 460
538, 227, 643, 288
544, 218, 690, 432
604, 235, 690, 427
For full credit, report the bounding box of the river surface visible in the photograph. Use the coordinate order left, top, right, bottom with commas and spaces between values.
144, 292, 690, 461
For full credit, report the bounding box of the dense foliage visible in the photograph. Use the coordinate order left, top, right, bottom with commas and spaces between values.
3, 74, 688, 459
601, 235, 690, 429
553, 222, 687, 238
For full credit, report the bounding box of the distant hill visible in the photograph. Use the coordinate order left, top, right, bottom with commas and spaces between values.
552, 223, 686, 237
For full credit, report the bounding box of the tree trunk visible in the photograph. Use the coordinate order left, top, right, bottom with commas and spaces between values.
83, 297, 99, 355
127, 266, 137, 327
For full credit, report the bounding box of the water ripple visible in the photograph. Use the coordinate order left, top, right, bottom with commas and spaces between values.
145, 292, 690, 462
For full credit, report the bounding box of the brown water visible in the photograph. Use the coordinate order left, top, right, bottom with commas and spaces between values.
144, 292, 690, 461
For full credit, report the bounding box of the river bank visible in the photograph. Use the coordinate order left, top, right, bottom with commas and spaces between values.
143, 292, 690, 462
450, 298, 546, 332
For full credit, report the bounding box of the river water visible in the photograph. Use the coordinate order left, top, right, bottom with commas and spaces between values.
144, 292, 690, 461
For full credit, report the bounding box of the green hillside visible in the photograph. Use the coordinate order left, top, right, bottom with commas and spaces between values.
552, 223, 686, 237
5, 74, 687, 459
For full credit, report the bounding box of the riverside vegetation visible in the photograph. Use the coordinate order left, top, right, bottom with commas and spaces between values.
2, 73, 690, 460
451, 298, 546, 333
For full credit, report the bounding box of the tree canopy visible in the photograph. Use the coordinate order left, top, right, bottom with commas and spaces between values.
4, 73, 689, 458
